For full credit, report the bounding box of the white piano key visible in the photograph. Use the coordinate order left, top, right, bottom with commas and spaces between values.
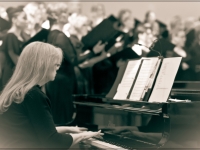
87, 138, 128, 150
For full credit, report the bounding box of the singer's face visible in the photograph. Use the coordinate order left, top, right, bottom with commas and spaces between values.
147, 12, 156, 23
123, 12, 134, 29
15, 12, 28, 29
59, 12, 69, 24
176, 31, 186, 48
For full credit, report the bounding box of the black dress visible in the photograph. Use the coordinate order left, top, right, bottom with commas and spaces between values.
69, 34, 94, 94
0, 85, 73, 148
45, 30, 77, 126
0, 33, 24, 91
188, 43, 200, 80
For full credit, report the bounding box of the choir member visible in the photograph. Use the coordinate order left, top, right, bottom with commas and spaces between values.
188, 25, 200, 80
169, 15, 184, 38
143, 11, 160, 39
67, 14, 107, 94
117, 9, 135, 47
131, 24, 150, 57
90, 4, 106, 27
44, 3, 80, 126
23, 2, 47, 39
0, 5, 27, 91
184, 17, 197, 49
68, 2, 82, 16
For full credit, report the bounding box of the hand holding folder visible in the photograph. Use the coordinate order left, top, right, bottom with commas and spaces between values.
93, 41, 107, 54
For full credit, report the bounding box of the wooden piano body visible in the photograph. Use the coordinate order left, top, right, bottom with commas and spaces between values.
72, 81, 200, 149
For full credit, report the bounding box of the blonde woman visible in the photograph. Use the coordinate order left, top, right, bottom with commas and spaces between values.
0, 42, 103, 148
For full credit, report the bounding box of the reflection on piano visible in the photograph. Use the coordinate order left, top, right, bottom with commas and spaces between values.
72, 81, 200, 149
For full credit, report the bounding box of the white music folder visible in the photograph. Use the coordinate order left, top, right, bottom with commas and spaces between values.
148, 57, 182, 103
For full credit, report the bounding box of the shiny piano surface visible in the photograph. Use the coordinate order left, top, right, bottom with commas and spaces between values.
73, 81, 200, 149
171, 81, 200, 101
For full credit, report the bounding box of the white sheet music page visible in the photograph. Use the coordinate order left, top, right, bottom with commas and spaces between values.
113, 60, 141, 100
148, 57, 182, 103
129, 57, 159, 101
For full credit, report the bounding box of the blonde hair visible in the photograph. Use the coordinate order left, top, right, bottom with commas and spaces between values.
0, 42, 63, 114
68, 14, 88, 29
46, 2, 68, 21
169, 15, 184, 32
24, 2, 47, 34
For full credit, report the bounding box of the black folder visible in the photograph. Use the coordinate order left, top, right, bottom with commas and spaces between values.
81, 15, 122, 51
147, 38, 175, 57
109, 47, 141, 63
134, 18, 141, 28
22, 28, 49, 49
0, 17, 11, 31
156, 19, 169, 38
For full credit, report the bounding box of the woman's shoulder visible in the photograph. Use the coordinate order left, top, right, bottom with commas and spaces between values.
3, 32, 18, 40
1, 33, 19, 49
25, 86, 46, 100
70, 34, 83, 49
22, 85, 52, 109
49, 30, 66, 37
48, 30, 69, 43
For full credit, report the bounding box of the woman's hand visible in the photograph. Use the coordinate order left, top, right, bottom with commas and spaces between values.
70, 130, 104, 147
56, 126, 88, 134
81, 130, 104, 140
93, 41, 107, 54
68, 126, 88, 133
78, 50, 109, 68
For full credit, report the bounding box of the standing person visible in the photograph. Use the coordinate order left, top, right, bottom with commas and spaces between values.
131, 24, 150, 57
67, 14, 107, 94
188, 25, 200, 80
0, 6, 27, 91
23, 2, 47, 39
0, 41, 103, 148
45, 3, 78, 126
143, 11, 160, 39
117, 9, 135, 48
90, 4, 106, 27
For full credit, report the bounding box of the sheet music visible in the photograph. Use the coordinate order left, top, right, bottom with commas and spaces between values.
113, 60, 141, 100
129, 58, 159, 101
148, 57, 182, 103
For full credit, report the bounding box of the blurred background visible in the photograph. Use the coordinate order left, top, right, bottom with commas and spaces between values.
0, 2, 200, 26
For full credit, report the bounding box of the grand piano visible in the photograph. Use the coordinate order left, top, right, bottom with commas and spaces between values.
72, 81, 200, 149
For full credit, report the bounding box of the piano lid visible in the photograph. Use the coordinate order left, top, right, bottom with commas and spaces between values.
170, 81, 200, 101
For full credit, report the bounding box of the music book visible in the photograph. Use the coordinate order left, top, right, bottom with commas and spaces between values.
0, 17, 11, 31
107, 57, 182, 103
109, 47, 141, 63
81, 15, 123, 51
22, 28, 49, 49
148, 57, 182, 103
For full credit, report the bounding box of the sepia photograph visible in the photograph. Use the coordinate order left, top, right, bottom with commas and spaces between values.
0, 1, 200, 149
